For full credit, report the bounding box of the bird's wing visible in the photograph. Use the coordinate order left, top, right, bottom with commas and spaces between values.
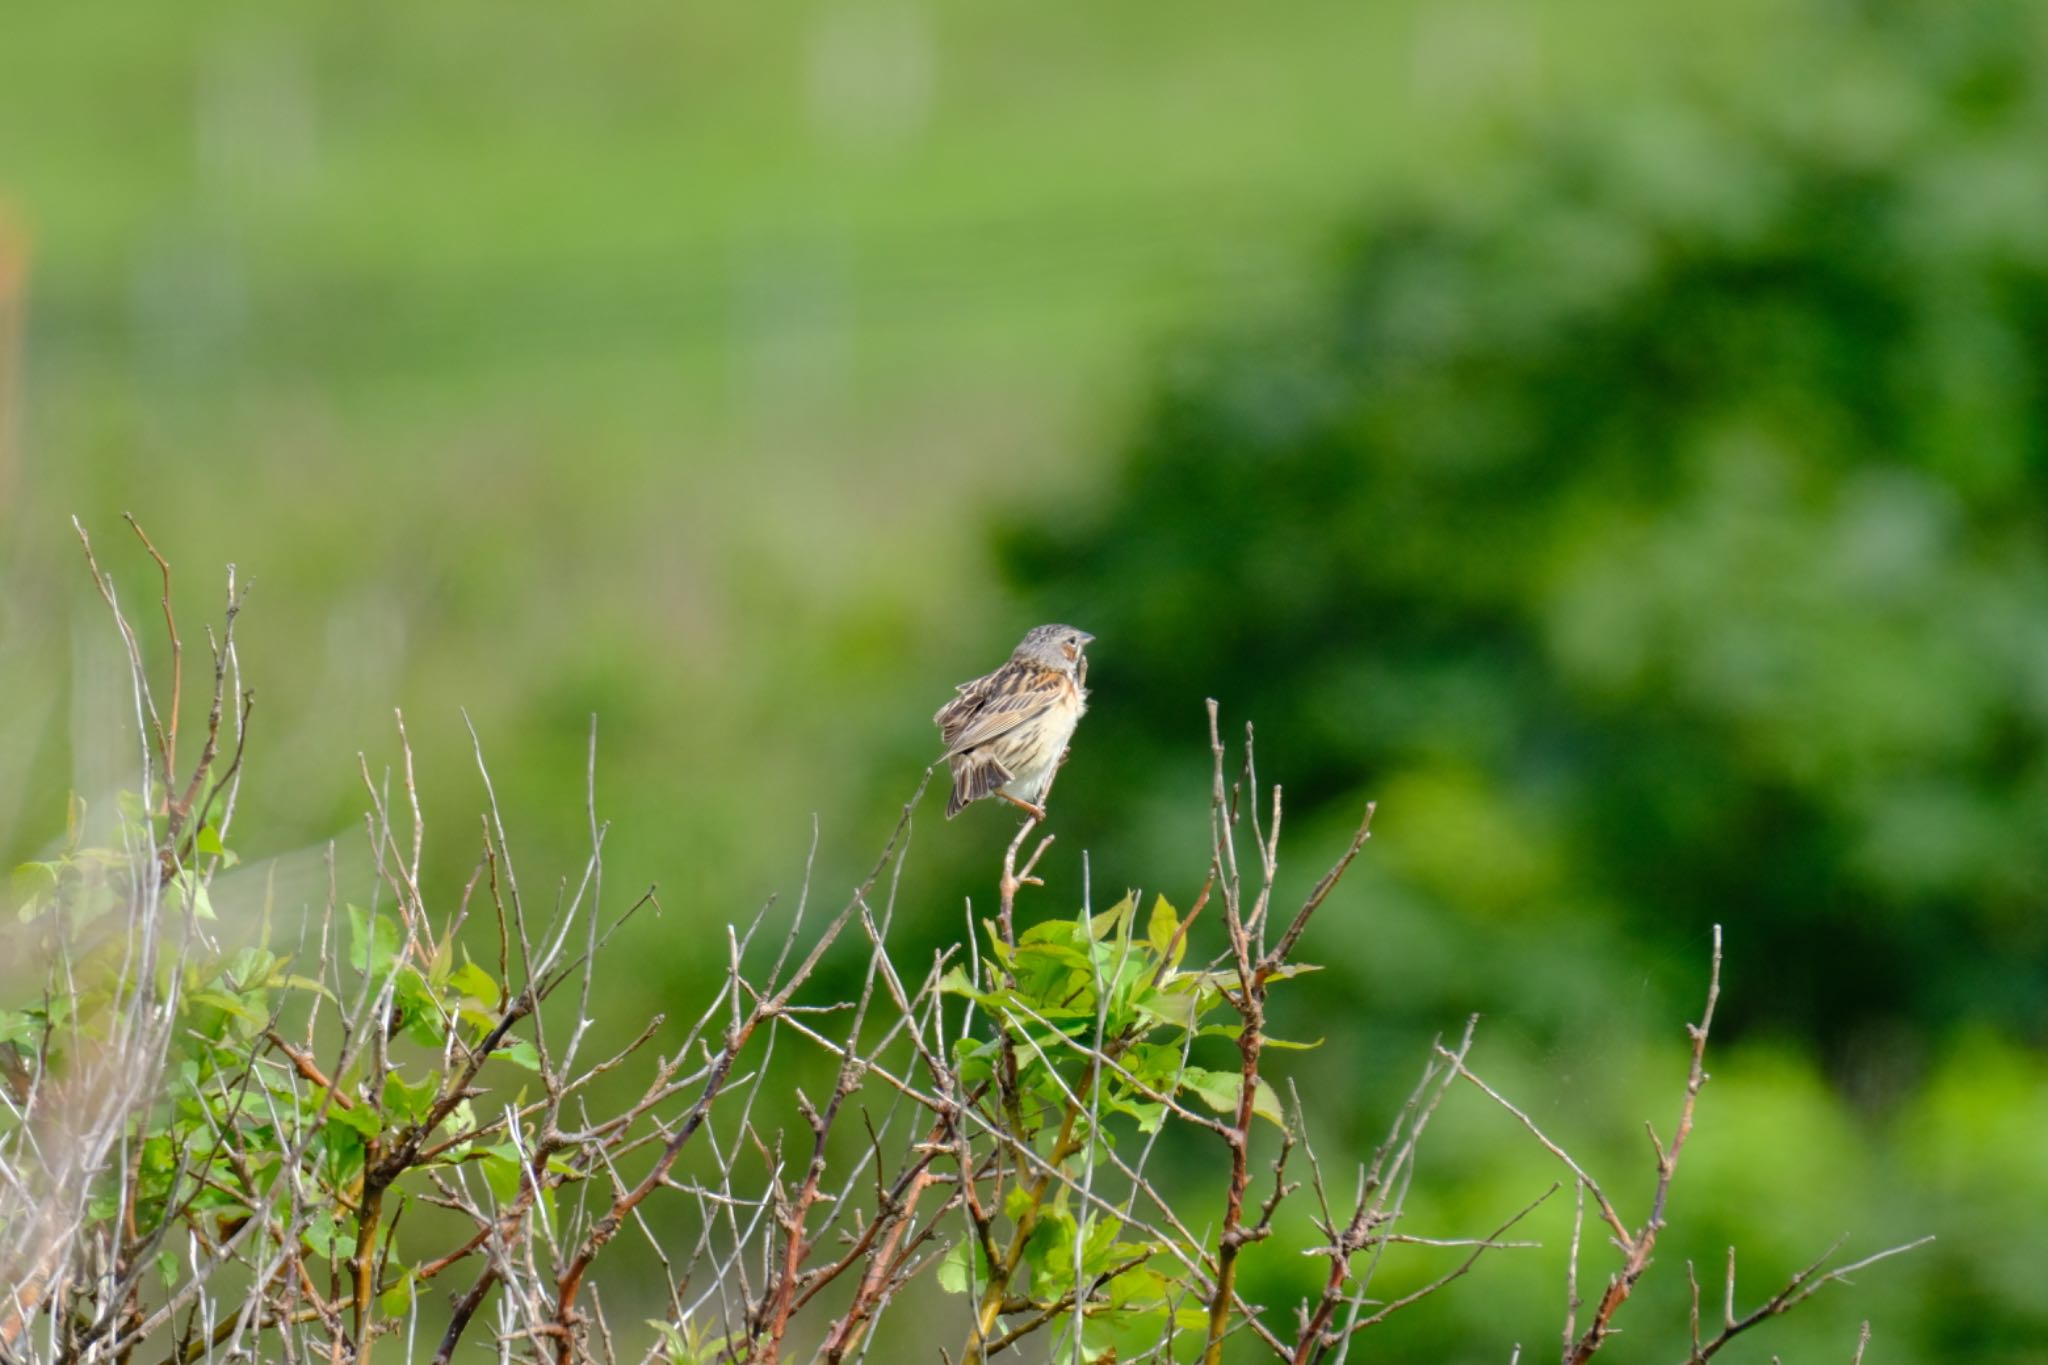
934, 665, 1060, 758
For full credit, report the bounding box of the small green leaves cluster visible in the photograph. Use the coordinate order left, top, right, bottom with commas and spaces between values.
936, 893, 1315, 1359
2, 799, 537, 1340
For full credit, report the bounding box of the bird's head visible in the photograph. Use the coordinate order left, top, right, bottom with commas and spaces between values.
1014, 623, 1094, 672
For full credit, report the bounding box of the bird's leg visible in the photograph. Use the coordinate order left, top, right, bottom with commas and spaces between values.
995, 792, 1047, 821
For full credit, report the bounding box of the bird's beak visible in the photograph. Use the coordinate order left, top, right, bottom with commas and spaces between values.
1075, 631, 1095, 646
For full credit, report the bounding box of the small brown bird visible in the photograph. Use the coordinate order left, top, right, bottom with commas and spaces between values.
934, 624, 1094, 820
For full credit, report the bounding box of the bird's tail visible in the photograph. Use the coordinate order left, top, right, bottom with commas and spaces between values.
946, 755, 1012, 819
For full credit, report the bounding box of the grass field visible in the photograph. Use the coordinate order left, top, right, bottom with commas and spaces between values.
0, 0, 1763, 896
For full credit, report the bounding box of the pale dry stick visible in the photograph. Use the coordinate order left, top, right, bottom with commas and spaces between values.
670, 968, 763, 1340
177, 567, 253, 865
541, 773, 935, 1363
1200, 703, 1267, 1365
1563, 926, 1723, 1363
1239, 722, 1282, 942
1262, 800, 1374, 982
999, 997, 1233, 1138
1722, 1246, 1734, 1340
414, 771, 758, 1364
1308, 1017, 1484, 1365
974, 1087, 1289, 1356
995, 816, 1055, 956
809, 1134, 953, 1362
1340, 1185, 1559, 1335
1052, 903, 1131, 1365
780, 1027, 925, 1270
748, 896, 906, 1365
958, 1052, 1110, 1362
980, 1251, 1155, 1358
70, 519, 163, 825
933, 934, 1008, 1334
1675, 1235, 1934, 1364
1439, 1056, 1633, 1252
355, 752, 425, 956
967, 951, 1281, 1361
3, 527, 241, 1359
1564, 1179, 1586, 1363
116, 516, 180, 802
106, 906, 399, 1361
786, 834, 941, 1267
1850, 1321, 1871, 1365
1206, 702, 1242, 925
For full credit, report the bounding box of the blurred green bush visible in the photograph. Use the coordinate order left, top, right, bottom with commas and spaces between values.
1007, 0, 2048, 1057
984, 0, 2048, 1356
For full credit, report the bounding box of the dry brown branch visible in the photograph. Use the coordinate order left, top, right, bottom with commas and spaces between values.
1343, 1185, 1559, 1336
3, 537, 1930, 1365
1564, 926, 1723, 1362
1675, 1236, 1934, 1364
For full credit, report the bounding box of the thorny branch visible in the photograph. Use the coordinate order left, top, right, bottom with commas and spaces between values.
1444, 926, 1930, 1365
0, 539, 1930, 1365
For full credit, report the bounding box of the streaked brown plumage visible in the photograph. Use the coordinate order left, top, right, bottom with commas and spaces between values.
934, 624, 1093, 819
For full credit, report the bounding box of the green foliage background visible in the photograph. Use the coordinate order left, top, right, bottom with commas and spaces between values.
4, 0, 2046, 1358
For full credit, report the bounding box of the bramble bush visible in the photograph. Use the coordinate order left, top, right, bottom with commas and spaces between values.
0, 527, 1922, 1363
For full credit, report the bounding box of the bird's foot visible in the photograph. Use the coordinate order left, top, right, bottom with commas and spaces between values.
997, 792, 1048, 821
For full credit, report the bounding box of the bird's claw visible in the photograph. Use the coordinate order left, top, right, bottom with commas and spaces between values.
997, 792, 1048, 821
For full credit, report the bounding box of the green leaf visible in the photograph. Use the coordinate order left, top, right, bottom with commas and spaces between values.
936, 965, 981, 1000
1108, 1095, 1167, 1133
501, 1037, 541, 1071
446, 958, 501, 1008
379, 1268, 417, 1317
346, 905, 402, 977
0, 1009, 43, 1047
10, 860, 58, 902
481, 1145, 525, 1203
189, 990, 263, 1026
278, 974, 337, 1002
1105, 1267, 1152, 1311
1177, 1068, 1288, 1129
322, 1095, 382, 1140
168, 869, 216, 921
1179, 1066, 1240, 1114
937, 1239, 970, 1294
1145, 895, 1182, 967
1132, 986, 1200, 1031
431, 1098, 477, 1156
300, 1211, 349, 1263
1018, 917, 1079, 948
428, 933, 454, 982
1088, 893, 1136, 942
1249, 1077, 1286, 1129
382, 1071, 438, 1126
393, 968, 447, 1048
1024, 1205, 1078, 1292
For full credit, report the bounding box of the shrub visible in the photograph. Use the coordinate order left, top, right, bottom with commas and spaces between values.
1, 527, 1921, 1363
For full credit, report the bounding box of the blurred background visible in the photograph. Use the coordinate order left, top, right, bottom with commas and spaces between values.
4, 0, 2047, 1358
